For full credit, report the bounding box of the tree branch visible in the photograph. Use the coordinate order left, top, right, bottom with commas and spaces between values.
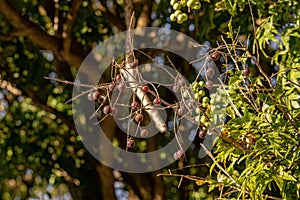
62, 0, 83, 58
0, 0, 84, 69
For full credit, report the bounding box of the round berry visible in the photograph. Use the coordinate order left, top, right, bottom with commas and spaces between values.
177, 14, 185, 23
202, 102, 208, 108
181, 0, 187, 5
181, 13, 188, 21
177, 106, 185, 116
170, 0, 177, 6
131, 101, 139, 110
87, 92, 94, 100
116, 74, 122, 82
187, 0, 194, 7
198, 90, 206, 97
140, 129, 148, 137
206, 68, 215, 77
170, 13, 177, 22
135, 113, 144, 122
198, 130, 207, 138
199, 80, 205, 87
153, 97, 161, 105
141, 85, 149, 93
117, 82, 126, 91
200, 116, 207, 124
243, 68, 250, 76
205, 80, 213, 89
98, 95, 106, 104
173, 2, 181, 10
191, 1, 201, 9
127, 138, 135, 148
192, 82, 199, 91
173, 10, 182, 17
110, 107, 117, 115
103, 105, 111, 115
108, 82, 115, 91
177, 16, 184, 24
211, 52, 220, 60
92, 91, 101, 100
202, 96, 210, 104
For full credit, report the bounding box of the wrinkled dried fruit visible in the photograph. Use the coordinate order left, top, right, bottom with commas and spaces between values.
173, 149, 185, 160
243, 68, 250, 76
211, 52, 220, 60
131, 101, 139, 110
92, 91, 101, 100
153, 97, 161, 105
127, 138, 135, 148
141, 85, 149, 93
103, 105, 111, 115
205, 80, 213, 89
117, 82, 126, 91
140, 129, 148, 137
198, 130, 207, 138
135, 113, 144, 122
116, 74, 122, 82
109, 83, 115, 91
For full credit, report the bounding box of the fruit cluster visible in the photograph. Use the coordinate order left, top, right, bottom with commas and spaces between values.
169, 0, 201, 24
191, 80, 211, 134
86, 78, 164, 150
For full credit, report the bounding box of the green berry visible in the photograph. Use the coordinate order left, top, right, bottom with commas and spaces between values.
170, 0, 177, 6
181, 0, 187, 7
204, 121, 210, 128
177, 17, 184, 24
170, 13, 177, 21
177, 14, 184, 22
174, 10, 182, 17
192, 82, 199, 91
173, 2, 181, 10
199, 80, 205, 87
187, 0, 194, 7
181, 13, 188, 21
194, 93, 200, 100
202, 96, 210, 104
198, 90, 205, 97
195, 107, 201, 114
192, 1, 201, 9
181, 0, 187, 4
200, 116, 206, 124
